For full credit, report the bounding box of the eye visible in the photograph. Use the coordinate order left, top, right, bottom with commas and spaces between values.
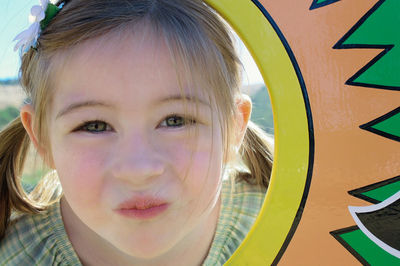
159, 115, 196, 128
75, 120, 112, 133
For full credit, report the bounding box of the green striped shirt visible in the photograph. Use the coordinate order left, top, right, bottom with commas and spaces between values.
0, 178, 265, 265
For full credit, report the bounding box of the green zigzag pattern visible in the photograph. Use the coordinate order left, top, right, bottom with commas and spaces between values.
327, 1, 400, 263
371, 112, 400, 137
339, 228, 399, 265
333, 178, 400, 264
310, 0, 341, 10
334, 0, 400, 90
360, 107, 400, 142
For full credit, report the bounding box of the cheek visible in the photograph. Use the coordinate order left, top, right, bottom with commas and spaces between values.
166, 130, 224, 199
51, 138, 107, 204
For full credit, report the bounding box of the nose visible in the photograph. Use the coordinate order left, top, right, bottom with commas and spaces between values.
108, 133, 165, 186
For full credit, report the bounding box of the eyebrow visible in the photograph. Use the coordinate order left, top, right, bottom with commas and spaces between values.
55, 94, 210, 119
159, 95, 211, 108
56, 101, 113, 119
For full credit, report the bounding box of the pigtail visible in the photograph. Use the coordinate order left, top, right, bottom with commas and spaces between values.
0, 117, 41, 239
239, 121, 273, 189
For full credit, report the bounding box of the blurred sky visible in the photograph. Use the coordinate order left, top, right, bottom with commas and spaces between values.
0, 0, 36, 79
0, 0, 264, 85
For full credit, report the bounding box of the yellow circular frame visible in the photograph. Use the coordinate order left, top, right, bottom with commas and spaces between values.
205, 0, 313, 264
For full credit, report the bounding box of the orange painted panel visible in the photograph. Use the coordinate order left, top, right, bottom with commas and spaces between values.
256, 0, 400, 264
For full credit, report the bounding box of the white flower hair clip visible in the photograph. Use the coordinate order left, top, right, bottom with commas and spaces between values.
13, 0, 61, 53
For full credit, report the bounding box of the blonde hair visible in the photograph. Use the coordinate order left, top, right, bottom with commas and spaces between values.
0, 0, 273, 239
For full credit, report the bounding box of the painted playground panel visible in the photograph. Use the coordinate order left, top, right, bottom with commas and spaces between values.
206, 0, 400, 264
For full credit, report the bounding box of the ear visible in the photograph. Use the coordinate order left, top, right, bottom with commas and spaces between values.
20, 104, 55, 169
233, 94, 252, 148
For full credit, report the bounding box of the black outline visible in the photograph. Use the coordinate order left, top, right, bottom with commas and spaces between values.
330, 226, 370, 265
349, 175, 400, 204
310, 0, 341, 10
333, 0, 400, 91
249, 1, 315, 265
359, 106, 400, 142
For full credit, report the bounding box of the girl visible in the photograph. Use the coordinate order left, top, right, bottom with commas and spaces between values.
0, 0, 273, 265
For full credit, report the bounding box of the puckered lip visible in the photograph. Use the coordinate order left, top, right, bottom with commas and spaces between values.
114, 196, 169, 220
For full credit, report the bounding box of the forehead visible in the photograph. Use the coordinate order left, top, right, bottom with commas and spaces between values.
50, 27, 211, 109
55, 27, 171, 86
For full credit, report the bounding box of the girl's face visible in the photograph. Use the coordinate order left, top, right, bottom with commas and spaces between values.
47, 29, 225, 260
